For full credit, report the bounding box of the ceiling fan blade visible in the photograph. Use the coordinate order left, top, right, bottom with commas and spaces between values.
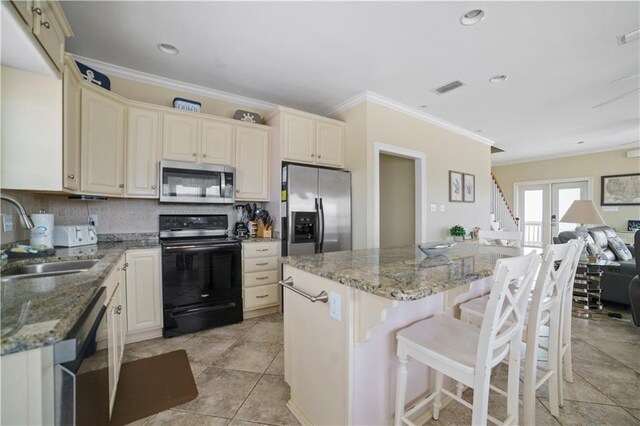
591, 88, 640, 109
610, 73, 640, 84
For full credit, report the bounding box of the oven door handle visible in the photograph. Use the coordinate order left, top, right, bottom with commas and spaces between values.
163, 243, 240, 252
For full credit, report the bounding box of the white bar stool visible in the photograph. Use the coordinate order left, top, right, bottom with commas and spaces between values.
394, 253, 540, 426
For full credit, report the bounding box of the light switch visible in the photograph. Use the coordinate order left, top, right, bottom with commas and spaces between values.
329, 291, 341, 321
602, 206, 619, 212
430, 204, 437, 212
440, 205, 445, 212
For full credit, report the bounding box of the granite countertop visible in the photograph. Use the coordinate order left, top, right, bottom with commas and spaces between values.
1, 239, 160, 356
282, 241, 524, 301
241, 237, 280, 244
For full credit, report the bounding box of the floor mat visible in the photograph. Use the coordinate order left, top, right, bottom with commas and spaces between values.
77, 349, 198, 425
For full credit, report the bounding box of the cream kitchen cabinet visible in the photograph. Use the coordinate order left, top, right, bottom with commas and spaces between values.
242, 241, 280, 317
161, 111, 199, 163
268, 108, 345, 169
80, 86, 126, 195
126, 106, 161, 197
62, 56, 81, 191
10, 0, 33, 26
235, 127, 270, 201
201, 118, 234, 165
125, 248, 163, 342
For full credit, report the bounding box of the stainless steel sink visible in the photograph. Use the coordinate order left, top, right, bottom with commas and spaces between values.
1, 259, 100, 282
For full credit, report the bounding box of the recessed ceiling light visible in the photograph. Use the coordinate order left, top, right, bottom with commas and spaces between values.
158, 43, 179, 55
418, 105, 428, 111
617, 27, 640, 46
460, 9, 485, 26
489, 75, 508, 83
576, 141, 585, 144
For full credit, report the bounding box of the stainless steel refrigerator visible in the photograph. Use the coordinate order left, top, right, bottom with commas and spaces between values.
282, 164, 351, 256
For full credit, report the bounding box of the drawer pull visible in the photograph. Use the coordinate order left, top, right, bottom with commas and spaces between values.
256, 248, 269, 252
32, 7, 42, 15
67, 174, 75, 180
256, 295, 269, 299
256, 276, 269, 280
41, 21, 50, 29
279, 277, 328, 303
256, 262, 269, 266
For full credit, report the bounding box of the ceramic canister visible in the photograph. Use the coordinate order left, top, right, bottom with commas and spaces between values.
30, 213, 55, 248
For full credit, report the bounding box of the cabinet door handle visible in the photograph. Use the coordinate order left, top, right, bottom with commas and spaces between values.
310, 153, 315, 157
236, 189, 240, 193
202, 154, 207, 158
115, 305, 123, 315
119, 184, 124, 188
67, 174, 75, 180
151, 185, 157, 189
256, 294, 269, 299
317, 155, 322, 158
256, 276, 269, 280
192, 153, 197, 157
32, 7, 42, 15
41, 21, 50, 29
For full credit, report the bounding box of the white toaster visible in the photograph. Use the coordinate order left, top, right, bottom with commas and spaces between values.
53, 225, 98, 247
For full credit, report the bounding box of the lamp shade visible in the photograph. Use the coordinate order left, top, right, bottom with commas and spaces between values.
560, 200, 605, 225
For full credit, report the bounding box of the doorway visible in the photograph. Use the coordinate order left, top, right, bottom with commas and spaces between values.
372, 143, 427, 248
516, 178, 592, 248
379, 154, 415, 248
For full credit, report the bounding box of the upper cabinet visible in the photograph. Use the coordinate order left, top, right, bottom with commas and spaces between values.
268, 107, 345, 169
62, 56, 81, 191
235, 127, 269, 201
126, 105, 161, 198
201, 119, 234, 166
80, 86, 126, 195
7, 0, 73, 76
162, 112, 199, 163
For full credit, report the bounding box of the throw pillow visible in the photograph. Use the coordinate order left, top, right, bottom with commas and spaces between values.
587, 242, 607, 260
608, 236, 633, 261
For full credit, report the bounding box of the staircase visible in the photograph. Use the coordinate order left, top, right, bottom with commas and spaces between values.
490, 173, 519, 232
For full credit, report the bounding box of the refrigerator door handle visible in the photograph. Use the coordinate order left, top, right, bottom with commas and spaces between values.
319, 198, 325, 253
314, 198, 320, 254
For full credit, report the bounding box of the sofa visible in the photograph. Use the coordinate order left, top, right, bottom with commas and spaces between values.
555, 226, 636, 306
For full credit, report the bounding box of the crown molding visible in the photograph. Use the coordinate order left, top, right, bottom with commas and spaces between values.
71, 54, 277, 112
323, 90, 496, 147
491, 145, 635, 167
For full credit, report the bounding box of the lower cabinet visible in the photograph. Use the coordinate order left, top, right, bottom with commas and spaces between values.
125, 248, 163, 341
242, 241, 280, 317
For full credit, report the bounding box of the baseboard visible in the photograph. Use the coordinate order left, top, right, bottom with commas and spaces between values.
244, 305, 279, 319
286, 399, 314, 426
125, 328, 163, 344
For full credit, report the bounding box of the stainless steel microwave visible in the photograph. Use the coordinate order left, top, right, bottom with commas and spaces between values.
159, 161, 235, 204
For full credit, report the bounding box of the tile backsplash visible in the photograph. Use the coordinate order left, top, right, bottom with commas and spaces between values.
1, 190, 248, 244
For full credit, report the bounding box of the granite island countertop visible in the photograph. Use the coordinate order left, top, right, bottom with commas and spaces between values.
282, 242, 524, 301
1, 239, 160, 356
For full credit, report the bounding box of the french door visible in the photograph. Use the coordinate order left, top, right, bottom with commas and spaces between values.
517, 180, 589, 247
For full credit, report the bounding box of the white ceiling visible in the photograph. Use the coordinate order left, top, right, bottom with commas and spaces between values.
61, 1, 640, 164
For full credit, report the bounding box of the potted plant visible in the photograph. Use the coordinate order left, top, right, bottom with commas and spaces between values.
449, 225, 466, 242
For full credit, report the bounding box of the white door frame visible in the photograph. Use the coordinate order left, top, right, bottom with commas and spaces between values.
372, 142, 427, 247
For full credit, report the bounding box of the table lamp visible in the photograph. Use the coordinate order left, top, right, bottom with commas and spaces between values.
560, 200, 605, 259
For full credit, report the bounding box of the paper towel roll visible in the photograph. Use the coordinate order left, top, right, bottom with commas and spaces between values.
30, 214, 55, 248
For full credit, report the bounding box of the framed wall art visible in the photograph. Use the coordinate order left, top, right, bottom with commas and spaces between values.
463, 173, 475, 203
449, 171, 463, 202
601, 173, 640, 206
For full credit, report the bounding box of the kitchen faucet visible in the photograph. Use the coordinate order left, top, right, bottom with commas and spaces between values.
0, 194, 34, 229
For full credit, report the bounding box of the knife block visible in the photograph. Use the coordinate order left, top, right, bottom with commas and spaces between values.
257, 220, 272, 238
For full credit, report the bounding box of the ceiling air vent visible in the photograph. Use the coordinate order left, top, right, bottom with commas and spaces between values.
491, 146, 504, 154
433, 80, 465, 95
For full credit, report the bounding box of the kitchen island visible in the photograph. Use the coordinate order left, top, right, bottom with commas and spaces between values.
281, 242, 523, 425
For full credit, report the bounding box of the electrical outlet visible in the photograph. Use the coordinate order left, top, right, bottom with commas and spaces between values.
88, 215, 98, 227
2, 214, 14, 232
430, 203, 437, 212
329, 291, 341, 321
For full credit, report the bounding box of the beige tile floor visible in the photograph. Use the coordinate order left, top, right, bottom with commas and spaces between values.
98, 306, 638, 426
